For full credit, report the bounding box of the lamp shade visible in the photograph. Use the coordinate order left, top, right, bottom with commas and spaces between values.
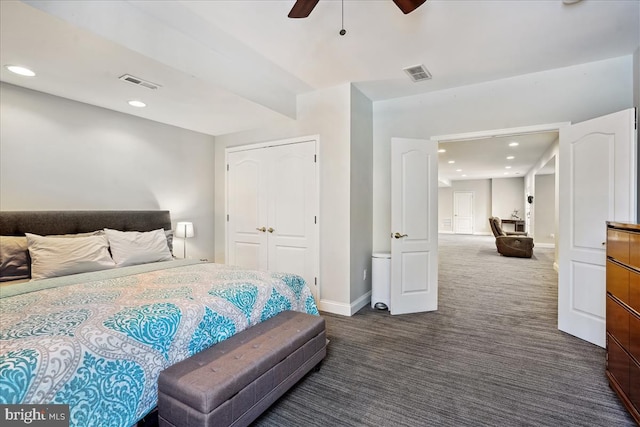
175, 222, 194, 238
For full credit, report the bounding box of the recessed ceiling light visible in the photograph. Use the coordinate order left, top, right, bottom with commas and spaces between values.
505, 166, 512, 169
448, 160, 455, 164
506, 156, 515, 160
456, 169, 462, 172
438, 149, 446, 153
504, 172, 509, 175
509, 142, 519, 147
462, 174, 467, 177
5, 65, 35, 77
128, 100, 146, 108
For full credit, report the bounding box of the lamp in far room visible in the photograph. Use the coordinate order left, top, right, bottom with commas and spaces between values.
175, 222, 194, 259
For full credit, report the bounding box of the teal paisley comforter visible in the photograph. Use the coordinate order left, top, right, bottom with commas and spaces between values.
0, 260, 319, 427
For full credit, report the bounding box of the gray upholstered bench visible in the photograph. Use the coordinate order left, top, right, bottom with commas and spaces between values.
157, 310, 326, 427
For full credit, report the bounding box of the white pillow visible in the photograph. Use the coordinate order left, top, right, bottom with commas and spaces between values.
26, 233, 116, 280
104, 228, 173, 267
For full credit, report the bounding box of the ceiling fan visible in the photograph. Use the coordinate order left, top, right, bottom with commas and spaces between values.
288, 0, 427, 18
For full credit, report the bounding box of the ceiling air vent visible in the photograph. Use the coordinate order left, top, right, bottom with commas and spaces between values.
403, 64, 432, 82
118, 74, 161, 90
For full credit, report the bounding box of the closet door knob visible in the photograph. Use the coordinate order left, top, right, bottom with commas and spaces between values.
268, 227, 275, 233
256, 227, 266, 232
393, 232, 408, 239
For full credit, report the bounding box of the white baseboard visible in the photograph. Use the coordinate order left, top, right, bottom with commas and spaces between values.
439, 231, 491, 236
535, 243, 555, 248
319, 291, 371, 316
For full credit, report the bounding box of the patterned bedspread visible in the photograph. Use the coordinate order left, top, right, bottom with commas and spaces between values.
0, 260, 319, 427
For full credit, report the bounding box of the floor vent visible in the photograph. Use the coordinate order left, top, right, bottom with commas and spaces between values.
119, 74, 161, 90
403, 64, 432, 82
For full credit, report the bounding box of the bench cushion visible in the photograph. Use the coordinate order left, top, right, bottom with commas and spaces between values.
158, 310, 326, 427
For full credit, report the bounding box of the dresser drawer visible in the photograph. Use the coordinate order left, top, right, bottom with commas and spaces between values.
609, 229, 630, 264
631, 312, 640, 363
631, 270, 640, 314
630, 232, 640, 271
608, 296, 630, 348
630, 358, 640, 415
608, 334, 630, 395
607, 260, 630, 304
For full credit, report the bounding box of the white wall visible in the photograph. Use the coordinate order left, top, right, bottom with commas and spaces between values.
350, 85, 373, 302
634, 48, 640, 213
491, 177, 525, 222
439, 180, 492, 234
524, 139, 559, 260
534, 173, 555, 245
0, 83, 216, 260
373, 56, 634, 252
214, 83, 363, 314
438, 187, 454, 232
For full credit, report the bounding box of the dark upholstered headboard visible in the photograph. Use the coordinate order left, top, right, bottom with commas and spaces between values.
0, 211, 172, 236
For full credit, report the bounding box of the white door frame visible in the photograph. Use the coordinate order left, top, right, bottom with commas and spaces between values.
225, 135, 320, 300
431, 124, 569, 313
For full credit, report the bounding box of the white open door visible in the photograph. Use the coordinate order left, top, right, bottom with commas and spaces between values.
558, 108, 636, 347
390, 138, 438, 315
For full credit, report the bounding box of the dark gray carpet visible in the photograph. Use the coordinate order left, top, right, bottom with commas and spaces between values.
253, 234, 635, 426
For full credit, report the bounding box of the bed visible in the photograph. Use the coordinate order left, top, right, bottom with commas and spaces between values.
0, 211, 319, 427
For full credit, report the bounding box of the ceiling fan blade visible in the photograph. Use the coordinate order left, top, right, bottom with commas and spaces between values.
288, 0, 320, 18
392, 0, 427, 14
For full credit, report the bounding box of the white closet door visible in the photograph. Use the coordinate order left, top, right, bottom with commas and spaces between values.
226, 139, 319, 300
227, 148, 268, 270
267, 141, 317, 294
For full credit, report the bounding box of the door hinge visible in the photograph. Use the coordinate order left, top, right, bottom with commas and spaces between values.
314, 154, 317, 163
227, 164, 229, 171
314, 277, 317, 286
227, 214, 229, 222
314, 216, 317, 224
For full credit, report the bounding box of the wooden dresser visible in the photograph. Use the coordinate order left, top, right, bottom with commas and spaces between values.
606, 221, 640, 424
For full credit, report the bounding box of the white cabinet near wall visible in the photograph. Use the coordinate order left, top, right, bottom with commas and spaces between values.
226, 139, 318, 299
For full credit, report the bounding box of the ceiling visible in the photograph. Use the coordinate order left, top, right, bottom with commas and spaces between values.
1, 0, 638, 180
437, 131, 558, 185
